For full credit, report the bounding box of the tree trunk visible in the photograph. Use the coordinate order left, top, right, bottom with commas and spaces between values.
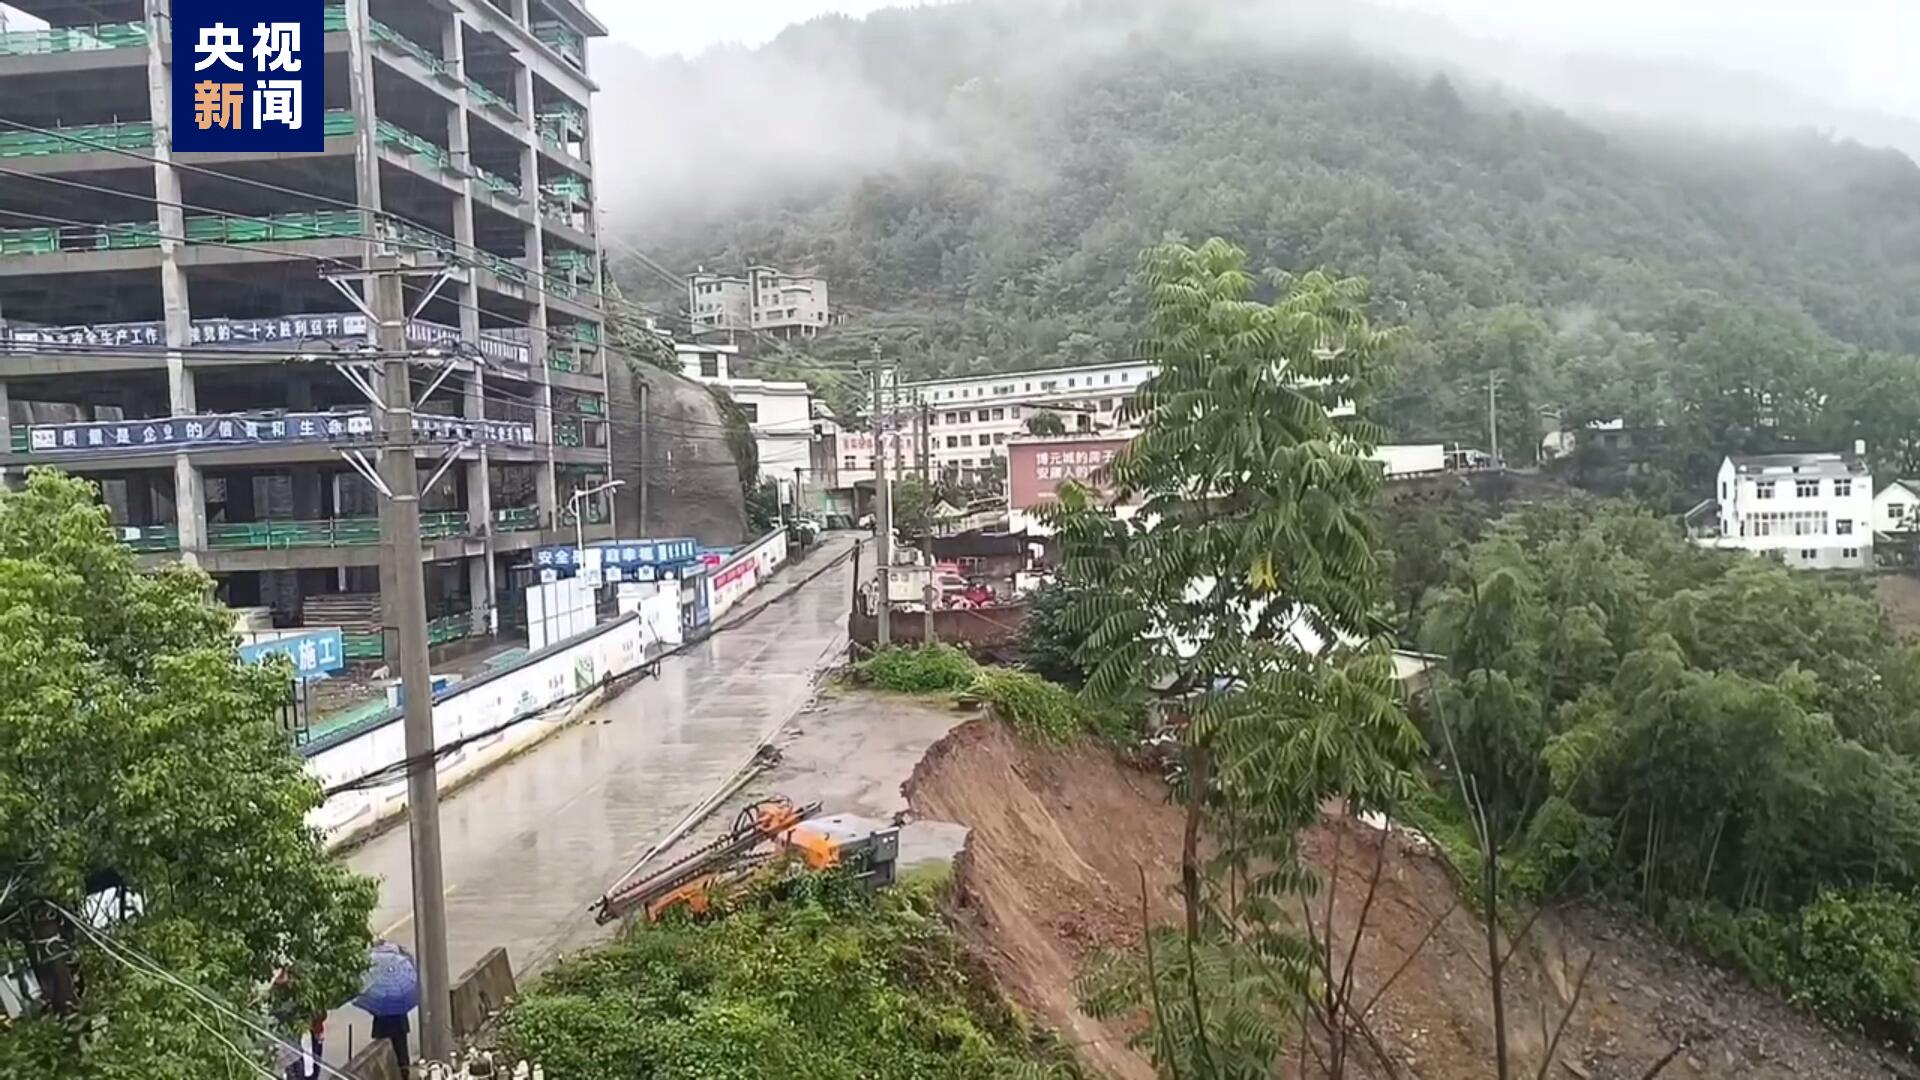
1484, 852, 1510, 1080
1181, 742, 1217, 1077
27, 900, 79, 1014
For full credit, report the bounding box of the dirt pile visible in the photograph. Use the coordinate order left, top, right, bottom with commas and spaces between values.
906, 719, 1187, 1080
907, 720, 1906, 1080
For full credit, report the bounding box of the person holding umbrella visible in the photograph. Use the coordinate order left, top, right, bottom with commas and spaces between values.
356, 940, 421, 1071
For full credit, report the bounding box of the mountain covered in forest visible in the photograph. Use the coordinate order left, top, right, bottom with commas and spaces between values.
596, 0, 1920, 466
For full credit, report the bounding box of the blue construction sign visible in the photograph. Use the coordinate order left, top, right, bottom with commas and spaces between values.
239, 628, 345, 681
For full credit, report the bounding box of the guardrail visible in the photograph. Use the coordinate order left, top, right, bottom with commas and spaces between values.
202, 511, 467, 550
0, 20, 147, 56
0, 111, 354, 160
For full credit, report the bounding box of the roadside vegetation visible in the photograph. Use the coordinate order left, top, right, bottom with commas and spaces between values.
1401, 499, 1920, 1051
0, 472, 376, 1078
855, 643, 1134, 744
498, 872, 1071, 1079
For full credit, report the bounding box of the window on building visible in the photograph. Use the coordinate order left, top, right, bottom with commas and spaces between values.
1103, 374, 1112, 384
1024, 382, 1032, 392
843, 456, 856, 469
1801, 549, 1817, 561
1838, 519, 1854, 536
1845, 548, 1860, 559
1122, 372, 1131, 382
1721, 481, 1728, 500
946, 436, 959, 448
960, 434, 973, 447
1068, 377, 1077, 387
993, 432, 1006, 444
1893, 503, 1909, 520
1011, 406, 1023, 419
1041, 380, 1057, 390
1796, 479, 1820, 498
961, 458, 974, 467
1102, 398, 1114, 411
1756, 481, 1775, 499
699, 354, 718, 378
738, 403, 759, 423
991, 408, 1004, 421
1836, 479, 1853, 497
945, 412, 958, 424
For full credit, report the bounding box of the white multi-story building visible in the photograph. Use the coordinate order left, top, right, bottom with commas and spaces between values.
1706, 449, 1874, 569
1875, 480, 1920, 535
901, 360, 1158, 480
688, 265, 831, 339
672, 342, 812, 487
675, 340, 740, 383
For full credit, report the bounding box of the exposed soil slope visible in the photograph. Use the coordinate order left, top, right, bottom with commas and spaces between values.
906, 720, 1905, 1080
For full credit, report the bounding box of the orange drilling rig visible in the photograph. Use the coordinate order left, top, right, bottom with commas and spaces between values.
593, 797, 901, 925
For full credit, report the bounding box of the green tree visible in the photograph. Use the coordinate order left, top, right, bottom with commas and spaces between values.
0, 471, 376, 1078
1055, 240, 1421, 1077
1024, 410, 1067, 436
891, 473, 938, 534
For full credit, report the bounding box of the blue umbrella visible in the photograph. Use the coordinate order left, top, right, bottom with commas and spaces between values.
353, 941, 420, 1017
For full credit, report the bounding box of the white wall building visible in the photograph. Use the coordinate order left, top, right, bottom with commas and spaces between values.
672, 341, 812, 487
1875, 480, 1920, 535
1707, 449, 1874, 569
675, 340, 739, 383
901, 360, 1158, 481
688, 265, 831, 339
688, 273, 753, 333
748, 265, 830, 338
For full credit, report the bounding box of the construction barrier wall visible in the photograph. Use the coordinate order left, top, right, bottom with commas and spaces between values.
300, 612, 653, 846
299, 534, 792, 848
708, 528, 788, 621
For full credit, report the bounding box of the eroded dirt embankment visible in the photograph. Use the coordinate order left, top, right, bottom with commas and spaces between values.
906, 720, 1902, 1080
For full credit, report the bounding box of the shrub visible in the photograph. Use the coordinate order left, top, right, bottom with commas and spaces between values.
1673, 890, 1920, 1049
858, 644, 980, 693
968, 667, 1088, 743
499, 873, 1069, 1078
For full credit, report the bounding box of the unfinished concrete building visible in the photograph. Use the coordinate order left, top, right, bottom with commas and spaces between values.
0, 0, 614, 657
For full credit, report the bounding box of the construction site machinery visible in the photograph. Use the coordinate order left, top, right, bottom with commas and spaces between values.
594, 797, 901, 925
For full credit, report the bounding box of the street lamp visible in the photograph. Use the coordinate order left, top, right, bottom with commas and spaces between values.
567, 479, 625, 577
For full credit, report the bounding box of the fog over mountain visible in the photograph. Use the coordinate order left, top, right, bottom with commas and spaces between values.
588, 0, 1919, 230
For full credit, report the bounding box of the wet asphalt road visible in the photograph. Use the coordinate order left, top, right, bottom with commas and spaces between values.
327, 534, 856, 1061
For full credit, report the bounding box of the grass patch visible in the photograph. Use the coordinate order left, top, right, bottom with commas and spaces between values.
499, 872, 1073, 1079
858, 643, 980, 693
857, 646, 1137, 745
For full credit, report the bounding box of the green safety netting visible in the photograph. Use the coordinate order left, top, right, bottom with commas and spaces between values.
0, 20, 146, 56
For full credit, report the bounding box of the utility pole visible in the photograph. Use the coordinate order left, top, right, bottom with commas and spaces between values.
921, 530, 936, 644
371, 262, 453, 1065
919, 394, 932, 484
870, 344, 892, 646
636, 378, 649, 534
1487, 371, 1502, 469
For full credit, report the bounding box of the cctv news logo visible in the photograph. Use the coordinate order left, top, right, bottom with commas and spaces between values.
171, 1, 324, 153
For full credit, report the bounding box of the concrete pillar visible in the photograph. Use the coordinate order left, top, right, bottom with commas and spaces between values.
463, 367, 495, 626
0, 378, 11, 468
466, 552, 492, 636
147, 1, 206, 561
347, 0, 384, 221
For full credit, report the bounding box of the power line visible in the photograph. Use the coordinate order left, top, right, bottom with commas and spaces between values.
51, 903, 358, 1080
0, 115, 680, 331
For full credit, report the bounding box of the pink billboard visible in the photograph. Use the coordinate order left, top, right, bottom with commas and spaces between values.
1007, 436, 1132, 510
